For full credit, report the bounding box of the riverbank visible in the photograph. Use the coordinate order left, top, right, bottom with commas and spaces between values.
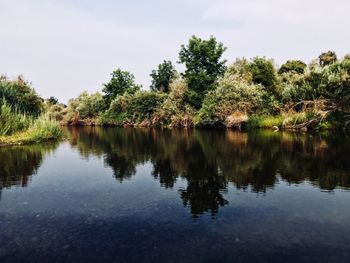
60, 108, 347, 132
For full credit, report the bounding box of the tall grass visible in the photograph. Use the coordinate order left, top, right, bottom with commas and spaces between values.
247, 115, 283, 129
0, 102, 62, 145
0, 101, 32, 136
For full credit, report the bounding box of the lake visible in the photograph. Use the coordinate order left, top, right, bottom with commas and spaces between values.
1, 127, 350, 263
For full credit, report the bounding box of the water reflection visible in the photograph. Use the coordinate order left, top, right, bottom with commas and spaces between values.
0, 143, 58, 198
65, 127, 350, 217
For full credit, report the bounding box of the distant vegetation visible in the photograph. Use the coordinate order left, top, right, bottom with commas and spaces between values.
1, 36, 350, 138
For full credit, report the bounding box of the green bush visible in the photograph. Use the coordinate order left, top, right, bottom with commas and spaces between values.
155, 79, 195, 127
66, 91, 106, 120
196, 72, 268, 125
108, 91, 166, 124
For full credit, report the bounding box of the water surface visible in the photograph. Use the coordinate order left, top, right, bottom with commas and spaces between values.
1, 127, 350, 262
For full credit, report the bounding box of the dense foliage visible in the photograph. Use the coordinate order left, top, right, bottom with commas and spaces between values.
0, 75, 43, 116
2, 35, 350, 133
150, 61, 176, 92
103, 69, 140, 104
178, 36, 227, 108
278, 60, 307, 74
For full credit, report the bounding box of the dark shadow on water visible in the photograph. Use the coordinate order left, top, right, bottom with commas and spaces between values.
0, 143, 58, 199
65, 127, 350, 217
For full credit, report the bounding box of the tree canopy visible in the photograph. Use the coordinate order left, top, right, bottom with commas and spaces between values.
319, 51, 337, 67
150, 60, 176, 92
278, 60, 307, 74
103, 69, 140, 104
249, 57, 278, 95
178, 35, 227, 108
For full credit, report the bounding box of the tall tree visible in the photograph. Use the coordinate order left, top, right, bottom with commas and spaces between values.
178, 36, 227, 108
319, 51, 337, 67
103, 69, 140, 104
150, 61, 176, 92
250, 57, 278, 95
278, 60, 307, 74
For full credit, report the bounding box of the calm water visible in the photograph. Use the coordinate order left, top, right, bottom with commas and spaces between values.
1, 127, 350, 263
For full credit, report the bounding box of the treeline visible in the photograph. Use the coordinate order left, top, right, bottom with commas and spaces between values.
2, 35, 350, 133
53, 36, 349, 131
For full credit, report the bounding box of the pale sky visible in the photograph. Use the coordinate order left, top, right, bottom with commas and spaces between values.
1, 0, 349, 103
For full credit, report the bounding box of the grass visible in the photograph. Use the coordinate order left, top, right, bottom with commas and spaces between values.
0, 102, 32, 136
0, 115, 62, 146
247, 115, 283, 129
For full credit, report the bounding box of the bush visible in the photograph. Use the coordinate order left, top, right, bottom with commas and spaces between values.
66, 91, 106, 121
108, 91, 166, 124
196, 72, 268, 126
155, 79, 195, 127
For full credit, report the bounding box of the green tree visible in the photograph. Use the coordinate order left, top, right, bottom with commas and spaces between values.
178, 36, 227, 108
249, 57, 278, 95
319, 51, 337, 67
278, 60, 307, 74
0, 75, 43, 116
103, 69, 140, 104
47, 96, 58, 105
150, 60, 176, 92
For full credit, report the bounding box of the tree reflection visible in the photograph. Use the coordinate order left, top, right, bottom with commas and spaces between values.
67, 127, 350, 217
0, 143, 58, 198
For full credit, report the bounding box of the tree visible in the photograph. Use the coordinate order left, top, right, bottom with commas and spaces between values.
47, 96, 58, 105
0, 75, 43, 116
150, 61, 176, 92
319, 51, 337, 67
103, 69, 140, 104
178, 35, 227, 108
278, 60, 307, 74
249, 57, 278, 95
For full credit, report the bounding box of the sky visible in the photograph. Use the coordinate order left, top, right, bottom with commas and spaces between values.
0, 0, 349, 103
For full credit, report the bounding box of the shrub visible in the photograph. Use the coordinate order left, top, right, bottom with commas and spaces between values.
155, 79, 195, 127
108, 91, 166, 124
66, 91, 106, 121
196, 72, 268, 125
